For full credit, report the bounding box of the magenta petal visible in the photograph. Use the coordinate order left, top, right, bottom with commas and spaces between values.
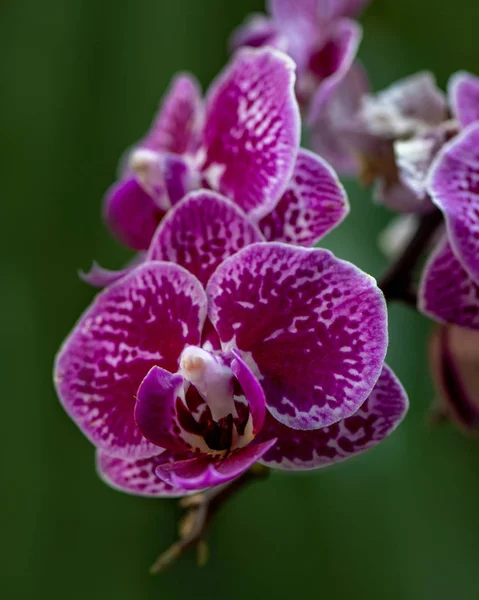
308, 63, 369, 175
258, 364, 407, 470
419, 238, 479, 330
207, 243, 387, 430
80, 262, 134, 289
230, 14, 286, 53
54, 262, 207, 459
307, 19, 362, 124
428, 123, 479, 283
141, 74, 203, 155
147, 190, 264, 286
259, 149, 349, 246
96, 450, 192, 497
231, 349, 267, 436
202, 48, 300, 219
135, 366, 212, 454
449, 71, 479, 129
103, 177, 166, 251
155, 439, 276, 491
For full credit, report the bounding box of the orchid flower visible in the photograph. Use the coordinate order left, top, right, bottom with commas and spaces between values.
104, 47, 300, 251
55, 198, 407, 494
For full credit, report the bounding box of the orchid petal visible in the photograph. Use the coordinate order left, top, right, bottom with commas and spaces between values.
207, 243, 387, 430
135, 366, 210, 454
308, 63, 369, 175
448, 71, 479, 129
419, 238, 479, 330
141, 74, 203, 155
231, 349, 267, 437
155, 439, 276, 491
147, 190, 264, 286
54, 262, 207, 459
429, 325, 479, 432
96, 450, 193, 497
229, 14, 286, 53
202, 47, 300, 219
259, 149, 349, 246
103, 177, 166, 251
428, 123, 479, 283
258, 365, 407, 469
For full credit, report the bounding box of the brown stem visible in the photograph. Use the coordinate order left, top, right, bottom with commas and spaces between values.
150, 463, 269, 573
378, 208, 443, 304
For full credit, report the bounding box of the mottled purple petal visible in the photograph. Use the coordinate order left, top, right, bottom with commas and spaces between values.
428, 123, 479, 283
103, 177, 166, 251
207, 243, 387, 430
147, 191, 264, 286
259, 149, 349, 246
141, 74, 203, 155
419, 238, 479, 329
230, 14, 286, 53
449, 71, 479, 129
308, 63, 369, 175
257, 365, 407, 470
155, 439, 276, 491
96, 450, 192, 497
54, 263, 207, 459
429, 325, 479, 431
135, 366, 210, 454
202, 48, 300, 219
231, 349, 267, 436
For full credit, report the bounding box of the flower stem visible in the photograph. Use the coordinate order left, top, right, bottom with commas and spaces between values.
378, 208, 443, 304
150, 463, 269, 573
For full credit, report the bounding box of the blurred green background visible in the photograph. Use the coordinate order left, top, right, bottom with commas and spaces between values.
2, 1, 479, 598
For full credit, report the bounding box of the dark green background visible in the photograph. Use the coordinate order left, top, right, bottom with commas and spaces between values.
2, 1, 479, 598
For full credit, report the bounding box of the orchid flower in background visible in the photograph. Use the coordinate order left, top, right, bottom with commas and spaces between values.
55, 212, 407, 493
231, 0, 367, 118
104, 47, 300, 251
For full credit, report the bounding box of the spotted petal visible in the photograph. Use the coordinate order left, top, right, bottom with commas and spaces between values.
259, 149, 349, 246
207, 243, 387, 430
141, 74, 203, 155
257, 365, 407, 469
155, 439, 276, 491
202, 48, 300, 220
96, 450, 192, 497
54, 262, 207, 459
103, 177, 166, 251
148, 191, 264, 286
428, 123, 479, 283
419, 238, 479, 330
449, 71, 479, 129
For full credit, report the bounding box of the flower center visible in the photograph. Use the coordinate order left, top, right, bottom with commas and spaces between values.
176, 346, 253, 453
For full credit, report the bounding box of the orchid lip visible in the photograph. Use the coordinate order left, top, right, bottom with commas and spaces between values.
176, 346, 256, 453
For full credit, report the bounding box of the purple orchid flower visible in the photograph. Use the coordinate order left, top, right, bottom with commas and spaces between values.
55, 210, 407, 494
231, 0, 366, 116
419, 74, 479, 328
104, 47, 300, 251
